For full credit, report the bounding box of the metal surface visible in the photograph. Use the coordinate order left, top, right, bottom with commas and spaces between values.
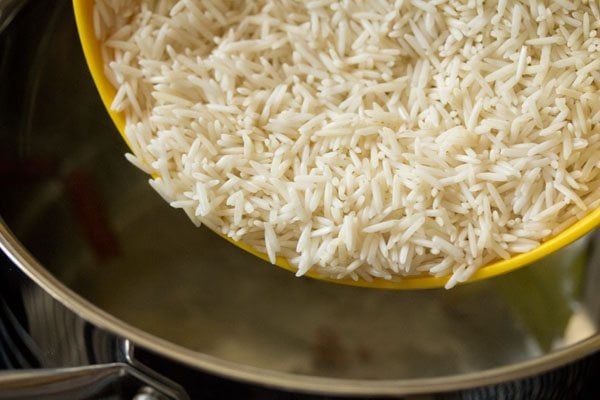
0, 285, 188, 400
0, 0, 600, 396
0, 363, 185, 400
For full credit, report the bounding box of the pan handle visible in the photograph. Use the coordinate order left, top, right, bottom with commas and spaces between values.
0, 362, 189, 400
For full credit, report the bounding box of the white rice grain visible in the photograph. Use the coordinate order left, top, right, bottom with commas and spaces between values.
95, 0, 600, 287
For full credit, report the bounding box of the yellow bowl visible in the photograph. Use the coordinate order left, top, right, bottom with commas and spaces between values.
73, 0, 600, 289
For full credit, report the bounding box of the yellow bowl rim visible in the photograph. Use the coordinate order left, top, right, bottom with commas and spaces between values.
72, 0, 600, 289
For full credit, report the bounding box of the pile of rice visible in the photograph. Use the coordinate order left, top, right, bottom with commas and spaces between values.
94, 0, 600, 288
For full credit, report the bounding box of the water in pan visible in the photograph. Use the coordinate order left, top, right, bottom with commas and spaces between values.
6, 162, 596, 380
69, 191, 593, 378
0, 0, 598, 382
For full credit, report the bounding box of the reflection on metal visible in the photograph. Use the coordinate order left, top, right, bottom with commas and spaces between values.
0, 363, 187, 400
563, 311, 597, 347
0, 0, 26, 33
0, 285, 189, 399
0, 0, 599, 397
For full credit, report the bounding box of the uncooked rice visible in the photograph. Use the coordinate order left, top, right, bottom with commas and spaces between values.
94, 0, 600, 288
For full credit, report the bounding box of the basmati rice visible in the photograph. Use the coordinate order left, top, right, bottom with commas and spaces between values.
95, 0, 600, 288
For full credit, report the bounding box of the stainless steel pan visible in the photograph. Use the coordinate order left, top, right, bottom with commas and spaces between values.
0, 1, 599, 396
